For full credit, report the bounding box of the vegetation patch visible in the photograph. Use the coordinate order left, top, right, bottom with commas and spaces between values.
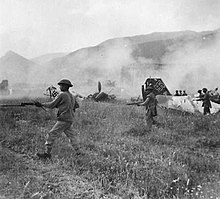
1, 99, 220, 198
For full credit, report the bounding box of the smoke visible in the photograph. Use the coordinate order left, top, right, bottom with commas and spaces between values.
161, 31, 220, 94
16, 38, 137, 97
2, 29, 220, 99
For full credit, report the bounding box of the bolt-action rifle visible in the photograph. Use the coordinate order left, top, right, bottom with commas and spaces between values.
126, 101, 143, 106
0, 102, 35, 107
0, 102, 47, 112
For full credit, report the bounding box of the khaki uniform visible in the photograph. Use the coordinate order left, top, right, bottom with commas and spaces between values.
196, 92, 212, 115
140, 92, 157, 131
202, 93, 212, 115
42, 91, 77, 151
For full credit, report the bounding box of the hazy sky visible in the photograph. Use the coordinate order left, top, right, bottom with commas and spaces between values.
0, 0, 220, 58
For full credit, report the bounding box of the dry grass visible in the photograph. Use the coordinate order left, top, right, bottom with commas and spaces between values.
0, 98, 220, 198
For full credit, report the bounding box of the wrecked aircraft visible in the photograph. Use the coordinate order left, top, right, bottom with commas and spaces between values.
128, 77, 220, 114
87, 81, 116, 102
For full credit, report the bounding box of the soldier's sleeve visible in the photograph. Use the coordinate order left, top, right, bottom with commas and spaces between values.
42, 93, 63, 108
139, 96, 150, 106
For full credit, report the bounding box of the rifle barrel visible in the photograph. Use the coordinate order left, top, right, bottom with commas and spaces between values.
0, 104, 23, 107
126, 101, 142, 105
23, 103, 35, 105
0, 102, 35, 107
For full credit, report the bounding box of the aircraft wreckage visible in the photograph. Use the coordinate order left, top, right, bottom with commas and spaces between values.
44, 81, 116, 102
128, 77, 220, 114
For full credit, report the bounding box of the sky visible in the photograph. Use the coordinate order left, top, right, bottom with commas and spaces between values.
0, 0, 220, 58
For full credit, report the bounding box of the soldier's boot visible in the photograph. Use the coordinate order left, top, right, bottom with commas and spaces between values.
36, 145, 52, 160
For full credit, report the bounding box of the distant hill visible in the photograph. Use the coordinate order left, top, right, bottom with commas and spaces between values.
1, 28, 219, 93
43, 28, 219, 86
31, 52, 69, 65
0, 51, 42, 85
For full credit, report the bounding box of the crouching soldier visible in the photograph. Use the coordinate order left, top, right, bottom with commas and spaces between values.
138, 86, 157, 132
35, 79, 80, 159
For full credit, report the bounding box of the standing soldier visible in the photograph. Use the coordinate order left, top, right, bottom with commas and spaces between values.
138, 86, 157, 132
197, 89, 204, 98
35, 79, 79, 159
201, 88, 212, 115
194, 88, 212, 115
182, 90, 187, 96
174, 90, 180, 96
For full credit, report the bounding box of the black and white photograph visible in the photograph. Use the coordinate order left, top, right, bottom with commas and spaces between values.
0, 0, 220, 198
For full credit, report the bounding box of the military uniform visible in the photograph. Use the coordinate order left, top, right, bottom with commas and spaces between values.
202, 92, 212, 115
174, 90, 180, 96
36, 79, 78, 159
43, 91, 76, 151
196, 88, 212, 115
139, 88, 157, 132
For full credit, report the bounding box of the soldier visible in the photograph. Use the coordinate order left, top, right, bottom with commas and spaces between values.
197, 89, 204, 98
138, 86, 157, 132
182, 90, 187, 96
174, 90, 180, 96
201, 88, 212, 115
194, 88, 211, 115
35, 79, 79, 159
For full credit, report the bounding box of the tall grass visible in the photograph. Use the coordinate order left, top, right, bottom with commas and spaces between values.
0, 99, 220, 198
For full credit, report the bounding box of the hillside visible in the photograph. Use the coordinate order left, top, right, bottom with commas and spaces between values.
1, 28, 219, 94
31, 52, 69, 65
0, 51, 42, 86
42, 28, 220, 93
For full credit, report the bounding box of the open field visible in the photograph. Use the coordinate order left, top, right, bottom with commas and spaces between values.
0, 98, 220, 199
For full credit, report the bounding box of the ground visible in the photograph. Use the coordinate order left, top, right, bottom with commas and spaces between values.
0, 99, 220, 198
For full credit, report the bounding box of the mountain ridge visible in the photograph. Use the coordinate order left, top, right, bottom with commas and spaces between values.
1, 28, 219, 90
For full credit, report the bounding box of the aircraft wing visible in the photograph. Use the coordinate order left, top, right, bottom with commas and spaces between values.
157, 95, 220, 114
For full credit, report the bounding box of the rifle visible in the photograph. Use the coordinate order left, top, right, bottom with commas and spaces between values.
126, 101, 143, 106
0, 102, 35, 107
0, 102, 47, 112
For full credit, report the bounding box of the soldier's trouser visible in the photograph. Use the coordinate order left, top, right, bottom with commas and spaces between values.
45, 121, 75, 153
145, 110, 153, 132
203, 107, 210, 115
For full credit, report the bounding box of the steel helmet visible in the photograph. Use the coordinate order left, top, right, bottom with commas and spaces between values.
58, 79, 73, 87
202, 88, 207, 92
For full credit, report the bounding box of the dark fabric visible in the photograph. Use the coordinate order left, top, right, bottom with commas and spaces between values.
202, 93, 212, 108
204, 107, 211, 115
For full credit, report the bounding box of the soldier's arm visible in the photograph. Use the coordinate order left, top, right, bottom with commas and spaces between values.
139, 97, 150, 106
42, 94, 63, 108
194, 98, 202, 101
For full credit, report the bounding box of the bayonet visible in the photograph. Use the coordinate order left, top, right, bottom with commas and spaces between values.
0, 102, 47, 112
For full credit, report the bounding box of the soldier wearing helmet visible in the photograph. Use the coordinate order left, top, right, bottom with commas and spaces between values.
36, 79, 80, 159
138, 86, 157, 132
182, 90, 187, 96
194, 88, 212, 115
201, 88, 212, 115
174, 90, 180, 96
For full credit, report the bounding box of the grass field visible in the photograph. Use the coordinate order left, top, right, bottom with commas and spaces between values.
0, 98, 220, 199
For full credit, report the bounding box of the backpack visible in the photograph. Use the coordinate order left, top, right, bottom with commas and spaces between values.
73, 97, 79, 112
68, 92, 80, 112
74, 99, 79, 110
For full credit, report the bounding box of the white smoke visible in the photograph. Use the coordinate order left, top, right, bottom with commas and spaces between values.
161, 31, 220, 94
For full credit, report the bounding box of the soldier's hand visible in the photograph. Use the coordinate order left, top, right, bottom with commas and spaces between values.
35, 101, 43, 107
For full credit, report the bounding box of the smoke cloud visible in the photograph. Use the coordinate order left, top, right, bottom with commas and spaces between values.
161, 31, 220, 94
1, 30, 220, 99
